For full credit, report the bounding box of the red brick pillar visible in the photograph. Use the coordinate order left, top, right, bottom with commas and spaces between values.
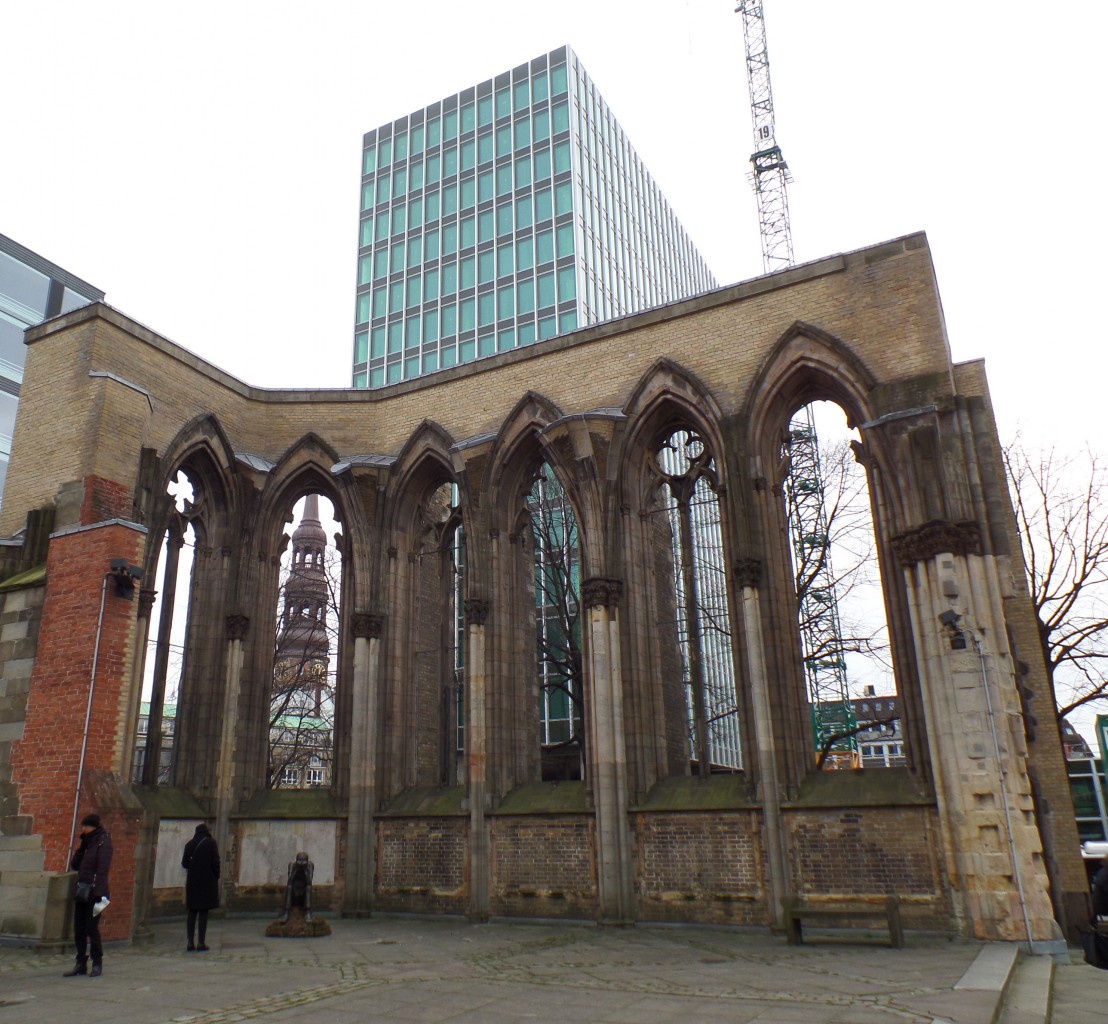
10, 509, 145, 941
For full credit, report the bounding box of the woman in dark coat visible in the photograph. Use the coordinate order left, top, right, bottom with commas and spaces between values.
181, 822, 220, 951
64, 813, 113, 977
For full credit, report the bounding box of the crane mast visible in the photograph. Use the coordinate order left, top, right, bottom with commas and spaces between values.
735, 2, 857, 764
735, 1, 794, 274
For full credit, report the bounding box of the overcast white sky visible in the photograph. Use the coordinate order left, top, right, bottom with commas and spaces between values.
5, 3, 1106, 739
4, 1, 1104, 446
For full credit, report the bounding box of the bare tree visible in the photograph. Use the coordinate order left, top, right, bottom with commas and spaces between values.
1004, 441, 1108, 719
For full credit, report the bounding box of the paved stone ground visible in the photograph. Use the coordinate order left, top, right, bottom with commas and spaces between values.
1045, 949, 1107, 1024
0, 916, 1103, 1023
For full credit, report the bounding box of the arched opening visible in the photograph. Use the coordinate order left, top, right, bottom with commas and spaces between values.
783, 401, 902, 769
268, 493, 341, 789
133, 469, 198, 785
528, 462, 584, 781
651, 427, 741, 776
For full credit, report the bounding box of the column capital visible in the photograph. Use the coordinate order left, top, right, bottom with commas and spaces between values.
582, 577, 623, 609
464, 597, 490, 626
891, 519, 981, 566
732, 558, 763, 589
137, 587, 158, 618
351, 611, 385, 639
226, 614, 250, 641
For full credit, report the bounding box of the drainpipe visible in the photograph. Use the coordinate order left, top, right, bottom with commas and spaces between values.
70, 573, 110, 854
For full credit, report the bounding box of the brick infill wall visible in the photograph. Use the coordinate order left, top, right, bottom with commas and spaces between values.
635, 810, 766, 925
490, 815, 597, 919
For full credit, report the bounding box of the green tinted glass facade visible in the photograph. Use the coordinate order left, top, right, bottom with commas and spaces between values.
352, 46, 717, 388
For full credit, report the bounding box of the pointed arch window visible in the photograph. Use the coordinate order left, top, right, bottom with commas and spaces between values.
133, 470, 199, 785
269, 494, 339, 789
782, 401, 900, 769
654, 429, 741, 774
528, 463, 584, 780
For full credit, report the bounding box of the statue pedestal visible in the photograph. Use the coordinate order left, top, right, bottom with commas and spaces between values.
265, 907, 331, 938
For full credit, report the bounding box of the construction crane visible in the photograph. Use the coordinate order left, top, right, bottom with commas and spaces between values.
734, 1, 793, 274
735, 2, 857, 765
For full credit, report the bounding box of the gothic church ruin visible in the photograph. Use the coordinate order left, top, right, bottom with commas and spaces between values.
0, 233, 1087, 945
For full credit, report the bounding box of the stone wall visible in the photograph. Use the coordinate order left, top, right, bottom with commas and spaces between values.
0, 581, 44, 830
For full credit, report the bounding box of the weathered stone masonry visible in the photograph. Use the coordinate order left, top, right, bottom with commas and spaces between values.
0, 233, 1086, 945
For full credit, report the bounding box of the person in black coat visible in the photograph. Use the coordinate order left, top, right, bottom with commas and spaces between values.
64, 813, 113, 978
181, 822, 220, 951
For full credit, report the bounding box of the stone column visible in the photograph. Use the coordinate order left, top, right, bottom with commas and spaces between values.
121, 587, 157, 785
465, 597, 490, 921
733, 558, 788, 925
141, 525, 184, 787
345, 610, 384, 916
582, 577, 634, 924
213, 613, 249, 885
895, 520, 1061, 947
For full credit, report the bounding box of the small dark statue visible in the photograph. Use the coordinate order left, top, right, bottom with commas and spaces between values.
264, 851, 330, 937
281, 852, 314, 924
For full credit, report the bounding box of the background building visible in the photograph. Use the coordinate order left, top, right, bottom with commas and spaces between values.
1065, 714, 1108, 842
0, 233, 103, 504
352, 45, 717, 388
270, 495, 335, 790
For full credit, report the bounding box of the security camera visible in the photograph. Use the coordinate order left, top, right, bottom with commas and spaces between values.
937, 609, 961, 627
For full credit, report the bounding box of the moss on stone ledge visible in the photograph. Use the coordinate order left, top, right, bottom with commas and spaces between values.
633, 774, 756, 812
785, 767, 933, 808
379, 785, 466, 817
494, 781, 589, 814
235, 788, 341, 819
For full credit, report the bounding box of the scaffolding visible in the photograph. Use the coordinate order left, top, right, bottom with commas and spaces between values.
786, 412, 858, 764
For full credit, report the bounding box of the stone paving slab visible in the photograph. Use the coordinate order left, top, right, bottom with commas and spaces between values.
0, 916, 1070, 1024
1046, 950, 1108, 1024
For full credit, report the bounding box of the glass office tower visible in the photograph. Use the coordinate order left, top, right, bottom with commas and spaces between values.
0, 233, 104, 503
352, 45, 718, 388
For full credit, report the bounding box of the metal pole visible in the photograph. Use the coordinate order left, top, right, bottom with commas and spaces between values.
69, 573, 110, 856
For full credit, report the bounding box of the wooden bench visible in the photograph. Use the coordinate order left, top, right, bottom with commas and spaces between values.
781, 895, 904, 948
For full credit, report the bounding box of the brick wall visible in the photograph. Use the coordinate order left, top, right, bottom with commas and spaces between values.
784, 806, 951, 928
79, 476, 133, 526
634, 810, 766, 925
490, 815, 597, 918
8, 522, 144, 940
375, 817, 467, 914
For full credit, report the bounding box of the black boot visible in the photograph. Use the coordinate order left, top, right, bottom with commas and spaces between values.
89, 961, 102, 978
63, 957, 87, 977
